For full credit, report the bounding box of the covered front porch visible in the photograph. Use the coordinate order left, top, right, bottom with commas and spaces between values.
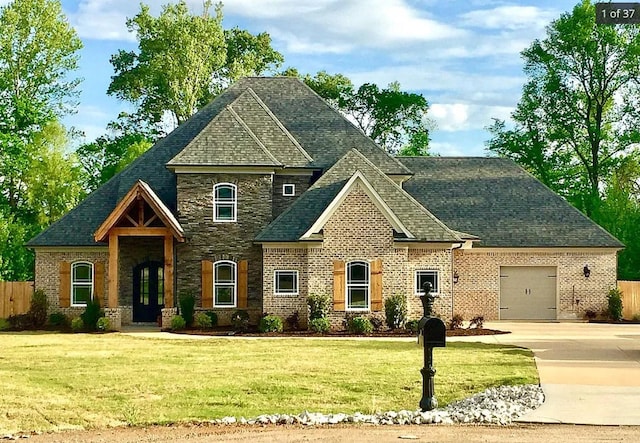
94, 180, 185, 329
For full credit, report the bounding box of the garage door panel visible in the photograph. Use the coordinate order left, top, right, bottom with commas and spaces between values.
500, 266, 556, 320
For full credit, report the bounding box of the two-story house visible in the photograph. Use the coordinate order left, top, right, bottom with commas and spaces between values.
28, 77, 623, 329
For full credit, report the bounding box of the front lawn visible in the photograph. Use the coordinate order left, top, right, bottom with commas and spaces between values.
0, 333, 537, 433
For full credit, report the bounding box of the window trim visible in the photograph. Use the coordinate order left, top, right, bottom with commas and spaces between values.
213, 260, 237, 308
71, 261, 94, 307
213, 183, 237, 223
346, 260, 370, 311
415, 270, 440, 295
274, 270, 299, 296
282, 183, 295, 197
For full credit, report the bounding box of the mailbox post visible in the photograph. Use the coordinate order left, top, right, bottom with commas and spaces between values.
418, 282, 446, 411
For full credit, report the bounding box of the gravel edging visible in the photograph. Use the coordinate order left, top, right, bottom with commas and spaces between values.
210, 384, 544, 427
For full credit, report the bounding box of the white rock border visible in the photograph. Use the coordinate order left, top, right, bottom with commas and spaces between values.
210, 384, 544, 427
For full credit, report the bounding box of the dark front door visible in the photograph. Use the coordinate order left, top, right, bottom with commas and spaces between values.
133, 261, 164, 322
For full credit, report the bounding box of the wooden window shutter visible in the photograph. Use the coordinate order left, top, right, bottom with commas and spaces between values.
333, 260, 345, 311
371, 259, 383, 311
59, 261, 71, 308
94, 262, 105, 307
237, 260, 248, 308
201, 260, 213, 308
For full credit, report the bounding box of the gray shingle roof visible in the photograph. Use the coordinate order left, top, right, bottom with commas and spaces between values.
29, 77, 409, 247
256, 149, 463, 243
399, 157, 624, 248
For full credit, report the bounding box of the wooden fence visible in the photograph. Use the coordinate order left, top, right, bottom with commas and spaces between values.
0, 281, 34, 318
618, 281, 640, 320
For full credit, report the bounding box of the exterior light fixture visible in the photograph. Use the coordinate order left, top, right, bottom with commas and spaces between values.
583, 265, 591, 278
453, 271, 459, 284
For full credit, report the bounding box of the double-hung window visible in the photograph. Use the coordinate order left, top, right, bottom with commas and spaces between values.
71, 262, 93, 306
347, 261, 369, 310
214, 261, 236, 307
415, 270, 439, 295
213, 183, 237, 222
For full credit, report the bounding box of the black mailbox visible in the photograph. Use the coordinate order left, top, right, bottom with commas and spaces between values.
422, 317, 446, 348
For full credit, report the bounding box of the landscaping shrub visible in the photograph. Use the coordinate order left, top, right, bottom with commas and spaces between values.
307, 293, 331, 320
309, 317, 331, 333
405, 319, 419, 334
194, 312, 213, 329
71, 317, 84, 332
7, 313, 32, 330
370, 316, 384, 331
384, 293, 407, 329
633, 313, 640, 322
449, 313, 464, 330
48, 312, 68, 328
0, 318, 10, 331
285, 311, 300, 330
469, 315, 484, 329
28, 289, 48, 328
231, 310, 250, 332
607, 288, 623, 321
170, 315, 186, 330
96, 317, 110, 332
584, 309, 597, 321
80, 300, 104, 331
178, 292, 196, 327
259, 315, 283, 333
347, 316, 373, 334
204, 311, 218, 327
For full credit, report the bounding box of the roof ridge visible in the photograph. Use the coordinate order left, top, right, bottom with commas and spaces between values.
225, 105, 282, 166
346, 149, 463, 241
238, 87, 314, 162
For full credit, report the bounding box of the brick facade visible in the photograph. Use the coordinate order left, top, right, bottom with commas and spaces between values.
453, 248, 618, 320
175, 173, 271, 319
34, 249, 109, 319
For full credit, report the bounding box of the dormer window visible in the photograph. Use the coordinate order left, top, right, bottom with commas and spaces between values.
282, 184, 295, 196
214, 183, 237, 222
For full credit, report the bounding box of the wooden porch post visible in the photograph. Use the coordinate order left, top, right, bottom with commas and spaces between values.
164, 234, 174, 308
108, 232, 119, 308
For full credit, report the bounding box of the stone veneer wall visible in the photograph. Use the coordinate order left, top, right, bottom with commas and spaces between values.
452, 248, 618, 320
34, 249, 109, 318
272, 174, 313, 219
176, 173, 272, 321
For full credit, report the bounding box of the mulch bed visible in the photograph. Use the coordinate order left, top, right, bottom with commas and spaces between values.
172, 327, 510, 338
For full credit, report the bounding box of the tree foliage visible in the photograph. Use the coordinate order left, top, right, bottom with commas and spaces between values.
108, 1, 283, 127
76, 113, 156, 191
0, 0, 83, 280
487, 0, 640, 216
293, 70, 432, 154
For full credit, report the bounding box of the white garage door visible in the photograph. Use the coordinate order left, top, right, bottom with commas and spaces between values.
500, 266, 557, 320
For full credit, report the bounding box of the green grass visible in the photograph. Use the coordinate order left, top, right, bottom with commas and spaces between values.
0, 333, 538, 433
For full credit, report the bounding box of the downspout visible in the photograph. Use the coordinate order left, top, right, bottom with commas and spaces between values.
450, 243, 463, 319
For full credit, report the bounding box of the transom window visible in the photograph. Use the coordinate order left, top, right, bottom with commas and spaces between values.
347, 261, 369, 310
213, 183, 237, 222
415, 270, 439, 295
282, 183, 295, 196
214, 261, 236, 307
274, 270, 298, 295
71, 262, 93, 306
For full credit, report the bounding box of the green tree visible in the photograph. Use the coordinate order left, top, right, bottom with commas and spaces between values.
296, 71, 431, 154
76, 113, 156, 191
108, 1, 283, 127
0, 0, 82, 211
487, 0, 640, 216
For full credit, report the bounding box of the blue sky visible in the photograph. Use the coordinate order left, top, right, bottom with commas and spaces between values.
20, 0, 584, 155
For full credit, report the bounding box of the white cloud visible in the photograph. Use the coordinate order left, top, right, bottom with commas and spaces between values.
430, 103, 513, 132
460, 5, 558, 31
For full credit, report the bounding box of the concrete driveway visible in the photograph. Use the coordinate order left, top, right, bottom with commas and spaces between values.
450, 322, 640, 425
